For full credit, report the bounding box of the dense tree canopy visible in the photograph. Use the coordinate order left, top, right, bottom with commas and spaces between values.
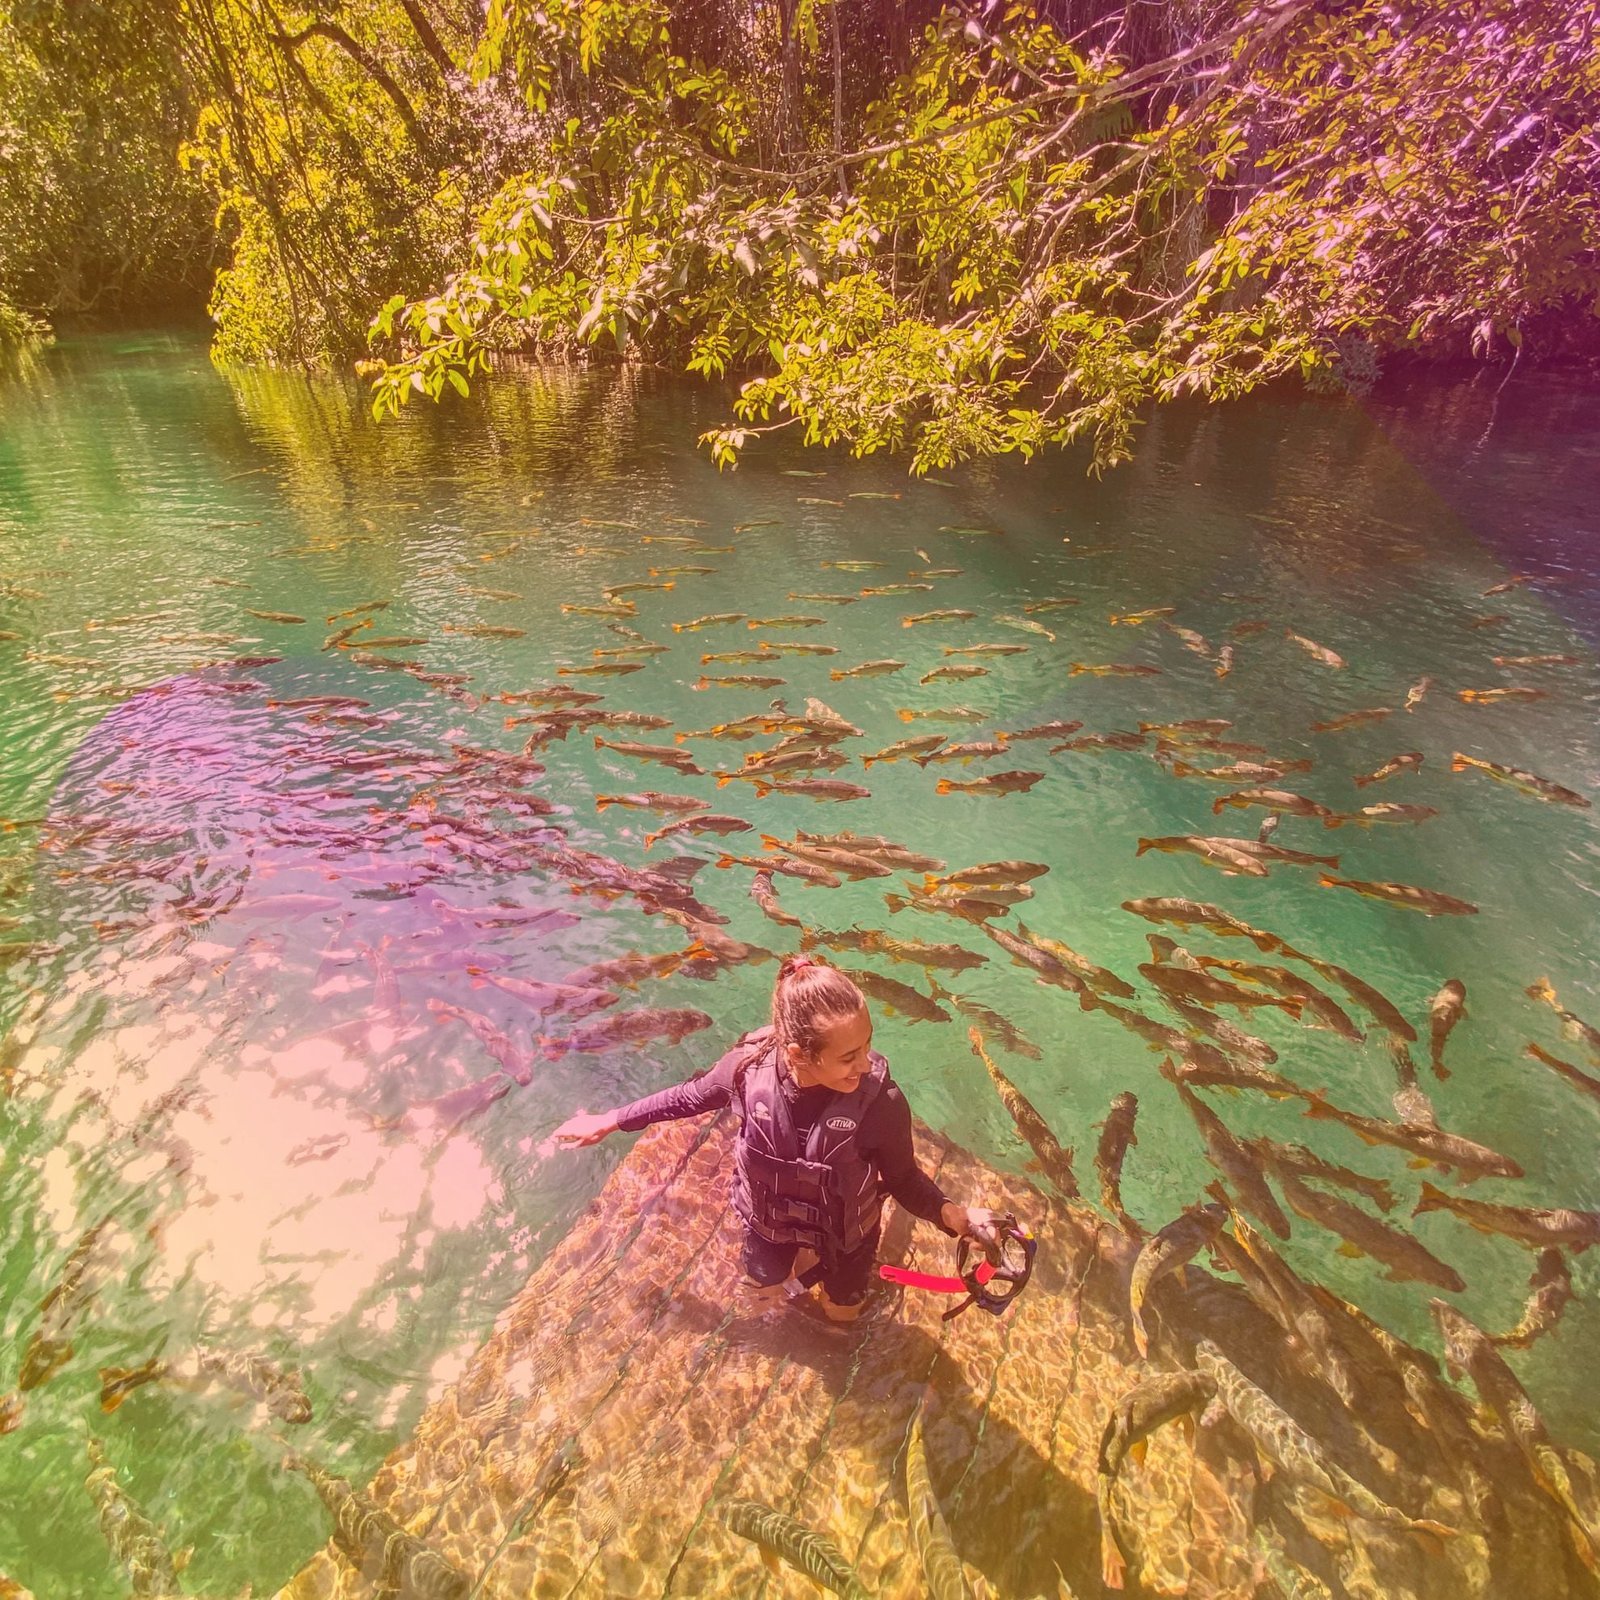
2, 0, 1596, 470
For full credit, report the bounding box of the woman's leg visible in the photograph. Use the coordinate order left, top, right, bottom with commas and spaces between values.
816, 1227, 881, 1323
741, 1228, 799, 1310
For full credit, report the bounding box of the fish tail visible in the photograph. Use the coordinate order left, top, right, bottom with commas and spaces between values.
1210, 797, 1228, 814
860, 752, 874, 763
98, 1360, 163, 1413
592, 736, 604, 748
1413, 1181, 1449, 1217
885, 895, 907, 914
935, 780, 956, 795
1134, 838, 1153, 856
716, 775, 733, 788
1449, 753, 1471, 772
1317, 874, 1342, 889
759, 834, 783, 852
642, 832, 660, 850
1322, 815, 1343, 828
897, 710, 915, 722
593, 797, 612, 811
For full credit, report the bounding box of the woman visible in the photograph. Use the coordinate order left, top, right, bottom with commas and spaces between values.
551, 954, 1011, 1323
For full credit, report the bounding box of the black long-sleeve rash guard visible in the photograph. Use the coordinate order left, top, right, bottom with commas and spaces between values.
613, 1049, 956, 1231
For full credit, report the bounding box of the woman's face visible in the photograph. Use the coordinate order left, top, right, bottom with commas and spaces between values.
788, 1006, 873, 1093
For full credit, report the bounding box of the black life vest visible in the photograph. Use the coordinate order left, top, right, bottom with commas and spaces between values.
725, 1026, 888, 1263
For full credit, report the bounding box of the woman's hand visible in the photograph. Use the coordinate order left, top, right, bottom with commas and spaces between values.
550, 1109, 621, 1149
942, 1203, 1013, 1262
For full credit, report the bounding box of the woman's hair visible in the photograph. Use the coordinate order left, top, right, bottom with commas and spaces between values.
771, 954, 866, 1057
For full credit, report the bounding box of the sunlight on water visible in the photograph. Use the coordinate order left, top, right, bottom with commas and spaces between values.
1, 332, 1598, 1596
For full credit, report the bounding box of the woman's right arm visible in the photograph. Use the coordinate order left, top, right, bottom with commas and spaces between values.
549, 1046, 742, 1149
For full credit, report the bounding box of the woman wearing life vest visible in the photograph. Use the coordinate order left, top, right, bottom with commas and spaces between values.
550, 954, 1011, 1323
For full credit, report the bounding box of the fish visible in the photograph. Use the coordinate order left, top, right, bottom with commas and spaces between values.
762, 837, 891, 880
1310, 707, 1391, 733
906, 1406, 977, 1600
470, 971, 620, 1020
935, 770, 1045, 796
1245, 1139, 1394, 1211
643, 814, 753, 850
1491, 1248, 1574, 1350
672, 614, 746, 631
929, 985, 1039, 1057
1213, 644, 1235, 677
425, 1001, 534, 1085
938, 524, 999, 536
754, 640, 839, 657
1141, 962, 1300, 1013
1175, 1085, 1290, 1237
18, 1216, 119, 1389
1023, 597, 1080, 613
1299, 957, 1416, 1042
100, 1345, 314, 1422
994, 614, 1055, 639
245, 609, 307, 624
594, 735, 703, 773
1142, 719, 1234, 739
789, 592, 859, 604
1272, 1170, 1464, 1290
1165, 758, 1307, 782
839, 968, 950, 1024
1404, 674, 1434, 711
1467, 612, 1510, 629
86, 1437, 192, 1597
694, 674, 787, 689
1333, 801, 1439, 826
830, 659, 907, 679
591, 643, 669, 658
819, 560, 886, 571
734, 746, 848, 780
943, 642, 1028, 656
328, 598, 391, 621
1484, 574, 1536, 595
797, 496, 845, 506
539, 1006, 714, 1057
889, 888, 1015, 926
1051, 731, 1147, 754
1526, 978, 1600, 1062
1284, 631, 1345, 668
749, 871, 803, 930
286, 1453, 470, 1598
603, 581, 675, 598
1189, 957, 1361, 1041
1414, 1183, 1600, 1251
1097, 1370, 1217, 1589
454, 587, 519, 601
1161, 1051, 1307, 1100
1002, 720, 1083, 742
1195, 1342, 1454, 1541
1300, 1093, 1522, 1179
1526, 1042, 1600, 1103
1229, 619, 1269, 638
1426, 980, 1467, 1079
593, 792, 710, 815
860, 583, 933, 596
801, 928, 987, 974
441, 623, 526, 638
562, 950, 689, 989
1430, 1302, 1600, 1564
1069, 662, 1162, 677
897, 706, 987, 723
0, 1393, 22, 1434
926, 860, 1049, 890
750, 777, 870, 801
902, 609, 977, 626
747, 615, 826, 628
1094, 1094, 1140, 1231
499, 686, 605, 706
920, 664, 989, 682
724, 1500, 868, 1597
861, 734, 946, 766
1004, 923, 1131, 1001
1109, 607, 1176, 625
1135, 836, 1266, 877
1317, 873, 1478, 916
1120, 897, 1308, 960
1128, 1202, 1228, 1358
559, 662, 646, 676
1494, 653, 1581, 667
1452, 751, 1590, 808
1212, 788, 1335, 821
1458, 686, 1547, 703
648, 565, 716, 576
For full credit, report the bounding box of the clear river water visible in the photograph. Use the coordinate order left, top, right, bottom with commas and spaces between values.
1, 330, 1597, 1597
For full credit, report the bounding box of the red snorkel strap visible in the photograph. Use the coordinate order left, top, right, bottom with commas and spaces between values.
878, 1261, 996, 1295
877, 1217, 1034, 1321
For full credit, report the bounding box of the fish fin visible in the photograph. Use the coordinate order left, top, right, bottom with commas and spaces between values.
898, 709, 915, 722
175, 1546, 194, 1573
1407, 1156, 1434, 1170
1413, 1182, 1447, 1215
1449, 755, 1469, 772
935, 780, 953, 795
1336, 1242, 1365, 1259
759, 1549, 781, 1575
716, 775, 733, 787
1318, 874, 1340, 889
1128, 1437, 1149, 1468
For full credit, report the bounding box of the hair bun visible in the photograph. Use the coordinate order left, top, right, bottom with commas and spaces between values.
777, 953, 824, 983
